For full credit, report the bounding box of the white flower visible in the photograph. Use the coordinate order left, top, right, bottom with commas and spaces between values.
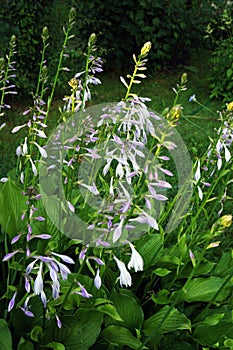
94, 268, 101, 289
194, 159, 201, 182
127, 242, 144, 272
114, 256, 132, 287
113, 218, 124, 243
34, 262, 43, 295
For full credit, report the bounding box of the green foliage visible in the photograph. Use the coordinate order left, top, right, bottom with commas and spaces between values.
1, 0, 49, 93
206, 5, 233, 101
0, 319, 12, 350
73, 0, 216, 71
0, 179, 27, 236
51, 310, 103, 350
0, 10, 233, 350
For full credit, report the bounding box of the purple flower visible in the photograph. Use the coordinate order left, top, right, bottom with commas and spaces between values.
76, 283, 92, 298
51, 252, 75, 264
55, 314, 62, 328
25, 276, 31, 293
3, 250, 20, 262
20, 297, 34, 317
8, 291, 17, 312
189, 94, 196, 102
113, 218, 124, 243
94, 268, 101, 289
79, 247, 88, 261
11, 234, 22, 244
33, 234, 51, 240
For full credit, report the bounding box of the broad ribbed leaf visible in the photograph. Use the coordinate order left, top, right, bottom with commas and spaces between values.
135, 234, 163, 269
194, 316, 233, 347
43, 342, 65, 350
183, 277, 232, 302
143, 306, 191, 336
96, 303, 123, 322
106, 289, 144, 331
0, 319, 12, 350
0, 179, 27, 237
100, 325, 143, 349
53, 309, 103, 350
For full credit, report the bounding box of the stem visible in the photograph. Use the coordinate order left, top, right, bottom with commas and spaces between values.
45, 13, 75, 124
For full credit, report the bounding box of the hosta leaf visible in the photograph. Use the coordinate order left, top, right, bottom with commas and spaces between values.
203, 313, 225, 326
106, 289, 144, 331
194, 313, 233, 347
100, 325, 143, 349
0, 319, 12, 350
183, 277, 232, 302
143, 306, 191, 336
224, 338, 233, 349
43, 342, 65, 350
0, 179, 27, 237
96, 303, 123, 322
53, 309, 103, 350
135, 234, 163, 269
153, 268, 171, 276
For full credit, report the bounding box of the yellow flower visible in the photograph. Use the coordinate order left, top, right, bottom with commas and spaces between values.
227, 102, 233, 111
219, 214, 232, 228
68, 78, 78, 90
140, 41, 152, 56
166, 105, 182, 126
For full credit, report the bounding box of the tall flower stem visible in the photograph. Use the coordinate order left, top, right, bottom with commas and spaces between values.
0, 35, 17, 116
45, 8, 76, 125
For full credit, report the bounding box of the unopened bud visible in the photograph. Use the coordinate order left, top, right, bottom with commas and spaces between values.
227, 102, 233, 112
219, 214, 232, 228
42, 26, 49, 42
140, 41, 152, 57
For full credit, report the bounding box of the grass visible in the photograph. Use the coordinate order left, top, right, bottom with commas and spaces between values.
0, 47, 223, 178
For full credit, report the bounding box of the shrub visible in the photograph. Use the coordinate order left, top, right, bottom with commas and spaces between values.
0, 8, 233, 350
206, 4, 233, 102
73, 0, 218, 71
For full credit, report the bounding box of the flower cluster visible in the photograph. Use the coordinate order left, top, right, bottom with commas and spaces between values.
0, 35, 17, 126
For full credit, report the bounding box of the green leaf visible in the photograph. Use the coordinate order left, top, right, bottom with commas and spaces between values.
153, 268, 171, 277
203, 313, 225, 326
0, 179, 27, 237
43, 342, 65, 350
0, 319, 12, 350
178, 234, 187, 257
135, 234, 163, 269
224, 338, 233, 350
96, 303, 123, 322
227, 68, 232, 78
194, 315, 233, 347
183, 277, 231, 302
18, 342, 34, 350
152, 290, 170, 305
107, 289, 144, 331
53, 309, 103, 350
100, 325, 143, 349
30, 326, 43, 342
143, 306, 191, 336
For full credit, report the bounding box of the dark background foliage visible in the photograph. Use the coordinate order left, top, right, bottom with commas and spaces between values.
0, 0, 231, 95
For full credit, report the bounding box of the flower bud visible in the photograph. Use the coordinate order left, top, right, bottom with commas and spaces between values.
227, 102, 233, 111
140, 41, 152, 56
42, 26, 49, 42
219, 214, 232, 228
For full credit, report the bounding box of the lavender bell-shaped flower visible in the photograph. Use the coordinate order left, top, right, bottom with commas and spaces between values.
94, 268, 102, 289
